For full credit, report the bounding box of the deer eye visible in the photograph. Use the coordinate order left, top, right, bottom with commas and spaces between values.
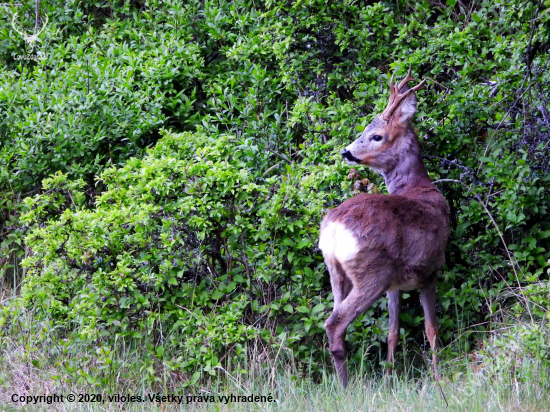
371, 135, 383, 142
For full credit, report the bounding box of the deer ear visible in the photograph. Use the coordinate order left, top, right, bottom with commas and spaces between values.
395, 91, 417, 124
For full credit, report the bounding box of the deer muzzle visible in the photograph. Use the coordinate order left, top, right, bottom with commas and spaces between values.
341, 148, 360, 164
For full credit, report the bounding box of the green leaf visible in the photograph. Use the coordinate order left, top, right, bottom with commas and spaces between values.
211, 291, 223, 300
296, 239, 310, 249
312, 303, 325, 314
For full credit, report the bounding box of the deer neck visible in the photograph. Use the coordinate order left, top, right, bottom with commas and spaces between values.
382, 133, 432, 195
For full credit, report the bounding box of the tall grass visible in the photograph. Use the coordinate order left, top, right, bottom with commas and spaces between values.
1, 304, 549, 412
1, 359, 548, 411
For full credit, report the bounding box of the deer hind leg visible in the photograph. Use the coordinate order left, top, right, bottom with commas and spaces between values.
325, 279, 390, 388
327, 259, 353, 309
386, 290, 401, 375
420, 279, 440, 379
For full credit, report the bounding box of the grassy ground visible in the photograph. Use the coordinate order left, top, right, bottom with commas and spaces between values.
1, 285, 548, 412
1, 320, 549, 412
1, 367, 549, 412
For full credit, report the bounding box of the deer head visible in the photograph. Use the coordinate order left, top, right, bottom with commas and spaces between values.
341, 67, 426, 176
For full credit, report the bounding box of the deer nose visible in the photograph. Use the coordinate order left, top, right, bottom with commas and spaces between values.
341, 148, 360, 163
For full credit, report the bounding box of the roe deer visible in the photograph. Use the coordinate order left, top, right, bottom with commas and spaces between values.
318, 68, 450, 387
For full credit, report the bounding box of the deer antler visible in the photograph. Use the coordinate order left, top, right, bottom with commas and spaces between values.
381, 66, 426, 121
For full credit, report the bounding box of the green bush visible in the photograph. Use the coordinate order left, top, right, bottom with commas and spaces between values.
1, 0, 550, 384
12, 130, 347, 381
0, 0, 204, 190
0, 0, 203, 284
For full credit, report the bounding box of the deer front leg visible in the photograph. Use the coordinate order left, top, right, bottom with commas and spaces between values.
386, 290, 401, 375
325, 283, 389, 387
420, 280, 440, 379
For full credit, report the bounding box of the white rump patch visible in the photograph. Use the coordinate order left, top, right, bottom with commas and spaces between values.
319, 221, 359, 262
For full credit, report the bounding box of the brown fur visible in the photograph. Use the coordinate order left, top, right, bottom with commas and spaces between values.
322, 188, 448, 291
320, 73, 450, 387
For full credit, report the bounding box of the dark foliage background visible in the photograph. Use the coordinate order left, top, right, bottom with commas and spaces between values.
0, 0, 549, 386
